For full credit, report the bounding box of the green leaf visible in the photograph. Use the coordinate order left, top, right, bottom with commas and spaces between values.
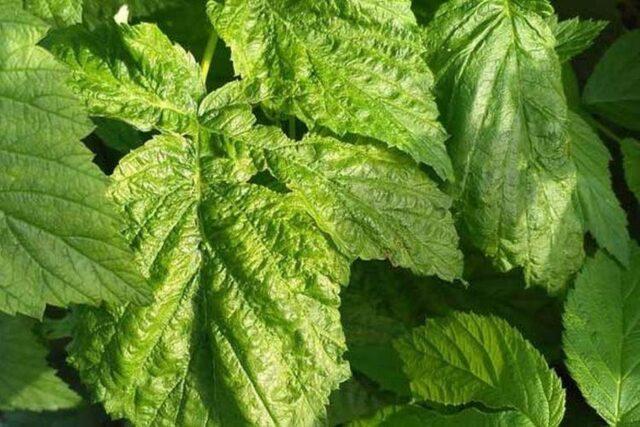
341, 286, 411, 397
411, 0, 446, 25
0, 4, 150, 317
426, 0, 584, 292
93, 118, 144, 153
327, 378, 394, 426
621, 138, 640, 202
23, 0, 81, 27
569, 111, 630, 265
584, 30, 640, 132
563, 244, 640, 426
69, 133, 351, 426
427, 270, 564, 363
552, 17, 607, 62
82, 0, 212, 59
263, 135, 463, 281
351, 405, 528, 427
342, 259, 564, 393
1, 406, 108, 427
562, 64, 582, 110
207, 0, 453, 180
0, 313, 81, 411
48, 22, 205, 133
395, 312, 566, 427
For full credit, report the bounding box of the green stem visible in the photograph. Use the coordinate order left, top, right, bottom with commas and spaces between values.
288, 116, 296, 139
583, 113, 623, 143
200, 31, 219, 85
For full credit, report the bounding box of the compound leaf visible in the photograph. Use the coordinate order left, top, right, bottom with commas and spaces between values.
563, 244, 640, 426
207, 0, 453, 180
426, 0, 584, 292
395, 312, 565, 427
569, 111, 629, 265
69, 131, 351, 426
0, 3, 150, 317
0, 313, 81, 411
264, 135, 463, 281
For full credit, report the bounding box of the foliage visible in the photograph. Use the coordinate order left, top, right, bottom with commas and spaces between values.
0, 0, 638, 426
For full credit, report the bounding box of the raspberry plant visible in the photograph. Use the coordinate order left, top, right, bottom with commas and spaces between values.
0, 0, 638, 426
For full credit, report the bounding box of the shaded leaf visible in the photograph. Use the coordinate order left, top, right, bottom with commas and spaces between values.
351, 405, 527, 427
621, 138, 640, 202
563, 244, 640, 425
569, 111, 630, 265
426, 0, 584, 292
0, 313, 81, 411
584, 29, 640, 132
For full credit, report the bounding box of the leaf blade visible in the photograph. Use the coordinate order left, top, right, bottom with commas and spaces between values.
583, 29, 640, 132
208, 0, 453, 179
69, 131, 351, 426
395, 312, 566, 427
563, 244, 640, 425
569, 111, 630, 265
264, 135, 463, 281
0, 313, 81, 411
426, 0, 584, 292
621, 138, 640, 202
0, 4, 150, 317
552, 17, 607, 62
352, 405, 529, 427
48, 22, 204, 133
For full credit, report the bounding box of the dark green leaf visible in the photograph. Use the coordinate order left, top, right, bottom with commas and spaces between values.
0, 313, 81, 411
352, 405, 528, 427
621, 138, 640, 201
584, 30, 640, 132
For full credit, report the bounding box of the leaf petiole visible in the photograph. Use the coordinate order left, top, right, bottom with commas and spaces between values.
582, 113, 622, 143
288, 116, 296, 139
200, 31, 219, 85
